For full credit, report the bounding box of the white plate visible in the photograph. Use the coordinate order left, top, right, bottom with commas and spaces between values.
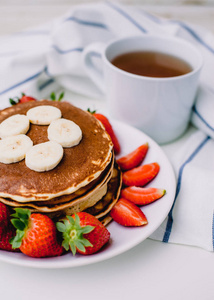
0, 120, 176, 268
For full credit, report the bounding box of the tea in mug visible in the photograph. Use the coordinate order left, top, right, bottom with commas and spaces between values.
111, 51, 192, 78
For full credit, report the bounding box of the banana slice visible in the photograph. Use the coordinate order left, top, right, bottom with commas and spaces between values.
0, 114, 30, 138
26, 105, 62, 125
25, 141, 63, 172
48, 118, 82, 148
0, 134, 33, 164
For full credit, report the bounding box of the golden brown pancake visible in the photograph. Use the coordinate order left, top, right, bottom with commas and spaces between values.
0, 153, 114, 210
0, 100, 122, 226
86, 161, 122, 219
0, 161, 122, 223
0, 155, 114, 213
0, 100, 113, 202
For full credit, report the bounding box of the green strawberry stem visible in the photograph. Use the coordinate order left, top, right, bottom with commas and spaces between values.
50, 91, 64, 101
10, 208, 31, 249
87, 108, 96, 114
56, 214, 94, 255
9, 97, 19, 106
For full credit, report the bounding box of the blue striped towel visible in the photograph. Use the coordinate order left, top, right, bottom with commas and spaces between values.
0, 2, 213, 251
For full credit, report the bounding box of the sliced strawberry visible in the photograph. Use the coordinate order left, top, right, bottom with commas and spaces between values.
110, 198, 148, 227
121, 187, 166, 205
91, 112, 121, 154
117, 143, 149, 171
122, 162, 160, 187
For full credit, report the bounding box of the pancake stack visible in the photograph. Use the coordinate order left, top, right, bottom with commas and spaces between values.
0, 100, 122, 225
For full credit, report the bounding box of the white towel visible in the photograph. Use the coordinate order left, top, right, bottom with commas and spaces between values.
0, 1, 213, 251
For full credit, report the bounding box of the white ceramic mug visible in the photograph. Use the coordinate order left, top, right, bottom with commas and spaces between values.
83, 35, 203, 144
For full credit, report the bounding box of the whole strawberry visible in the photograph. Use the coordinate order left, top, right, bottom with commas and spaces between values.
9, 93, 37, 105
10, 208, 64, 258
88, 110, 121, 154
0, 224, 19, 252
0, 202, 11, 239
56, 212, 110, 255
0, 203, 20, 252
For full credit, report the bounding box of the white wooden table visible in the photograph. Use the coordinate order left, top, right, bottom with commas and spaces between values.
0, 3, 214, 300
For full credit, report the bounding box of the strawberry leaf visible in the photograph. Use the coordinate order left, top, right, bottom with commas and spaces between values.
58, 92, 64, 101
81, 238, 93, 247
69, 241, 76, 255
10, 208, 31, 249
11, 219, 25, 231
87, 108, 96, 114
62, 239, 70, 252
9, 98, 18, 106
74, 240, 85, 253
67, 215, 75, 226
50, 91, 64, 101
50, 92, 56, 101
56, 222, 66, 233
10, 230, 25, 249
80, 226, 94, 234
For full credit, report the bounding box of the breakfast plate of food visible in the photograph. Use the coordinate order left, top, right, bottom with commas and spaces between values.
0, 98, 176, 268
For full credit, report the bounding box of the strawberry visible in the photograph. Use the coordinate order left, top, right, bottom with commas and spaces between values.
122, 162, 160, 187
9, 93, 37, 105
0, 202, 11, 239
89, 111, 121, 154
110, 198, 148, 227
19, 94, 37, 104
117, 143, 149, 171
121, 187, 166, 205
0, 203, 19, 252
56, 212, 110, 255
10, 208, 64, 258
0, 224, 19, 252
0, 203, 20, 252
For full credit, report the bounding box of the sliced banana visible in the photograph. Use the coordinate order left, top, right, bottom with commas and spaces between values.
0, 134, 33, 164
48, 118, 82, 148
25, 141, 63, 172
26, 105, 62, 125
0, 114, 30, 138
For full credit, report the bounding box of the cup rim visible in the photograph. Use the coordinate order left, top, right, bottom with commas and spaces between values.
103, 34, 203, 81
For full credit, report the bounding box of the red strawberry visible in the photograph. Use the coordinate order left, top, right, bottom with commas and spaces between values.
110, 198, 148, 227
0, 224, 19, 252
91, 112, 121, 154
121, 187, 166, 205
0, 203, 20, 252
122, 162, 160, 187
19, 94, 37, 104
56, 212, 110, 255
9, 93, 37, 105
10, 208, 64, 258
0, 202, 11, 238
117, 143, 149, 171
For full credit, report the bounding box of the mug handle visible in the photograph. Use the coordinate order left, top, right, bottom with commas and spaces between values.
82, 42, 106, 94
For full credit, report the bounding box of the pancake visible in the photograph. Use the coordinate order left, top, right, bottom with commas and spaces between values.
0, 155, 114, 213
86, 161, 122, 219
46, 162, 122, 221
0, 100, 113, 202
0, 160, 122, 224
0, 100, 122, 227
0, 152, 114, 210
